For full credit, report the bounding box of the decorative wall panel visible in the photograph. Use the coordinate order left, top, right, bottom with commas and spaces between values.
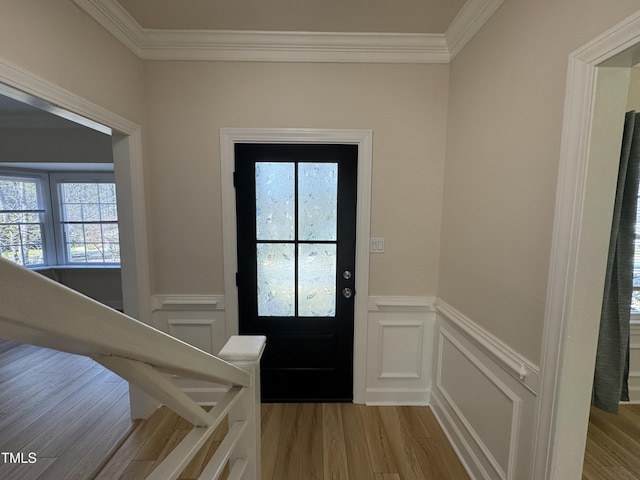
365, 297, 435, 405
431, 300, 540, 480
152, 295, 228, 404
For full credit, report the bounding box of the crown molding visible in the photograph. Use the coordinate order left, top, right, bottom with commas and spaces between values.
141, 30, 449, 63
73, 0, 145, 57
73, 0, 501, 64
445, 0, 503, 61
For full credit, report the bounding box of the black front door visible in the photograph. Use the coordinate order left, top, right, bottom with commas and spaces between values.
235, 143, 357, 402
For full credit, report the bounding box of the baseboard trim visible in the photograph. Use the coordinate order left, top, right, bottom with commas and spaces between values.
365, 387, 430, 406
430, 389, 485, 480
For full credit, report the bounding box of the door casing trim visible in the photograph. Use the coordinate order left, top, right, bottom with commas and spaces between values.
220, 128, 372, 403
534, 9, 640, 479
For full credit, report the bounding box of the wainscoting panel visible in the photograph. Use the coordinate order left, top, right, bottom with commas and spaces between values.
152, 295, 228, 404
167, 319, 217, 354
431, 300, 540, 480
365, 296, 435, 405
630, 322, 640, 402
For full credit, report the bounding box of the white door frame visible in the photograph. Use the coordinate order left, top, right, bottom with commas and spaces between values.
220, 128, 372, 403
0, 57, 154, 418
534, 10, 640, 479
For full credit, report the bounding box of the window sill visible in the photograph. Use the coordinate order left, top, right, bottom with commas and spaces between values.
30, 264, 121, 271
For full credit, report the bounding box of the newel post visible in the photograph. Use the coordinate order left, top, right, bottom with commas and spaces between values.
219, 335, 266, 480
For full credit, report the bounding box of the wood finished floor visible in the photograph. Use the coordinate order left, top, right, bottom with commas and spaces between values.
0, 339, 469, 479
98, 402, 471, 480
8, 338, 640, 479
583, 403, 640, 480
259, 402, 469, 480
0, 339, 136, 480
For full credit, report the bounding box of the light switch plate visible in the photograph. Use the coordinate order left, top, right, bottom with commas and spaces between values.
370, 237, 385, 253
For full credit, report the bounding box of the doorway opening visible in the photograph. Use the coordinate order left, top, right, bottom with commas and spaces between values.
234, 143, 357, 401
0, 60, 152, 417
534, 10, 640, 479
220, 128, 372, 403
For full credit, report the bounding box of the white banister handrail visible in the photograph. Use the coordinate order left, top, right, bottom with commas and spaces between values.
0, 258, 265, 479
0, 258, 249, 386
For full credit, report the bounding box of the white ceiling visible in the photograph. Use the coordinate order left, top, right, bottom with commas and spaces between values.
116, 0, 467, 34
0, 84, 110, 132
0, 91, 82, 128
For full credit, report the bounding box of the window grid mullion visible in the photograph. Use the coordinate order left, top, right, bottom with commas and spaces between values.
54, 178, 119, 265
0, 172, 121, 267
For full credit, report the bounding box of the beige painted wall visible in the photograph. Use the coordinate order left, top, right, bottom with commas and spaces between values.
0, 0, 145, 125
0, 0, 146, 314
438, 0, 640, 363
0, 128, 113, 163
4, 0, 639, 365
144, 61, 449, 296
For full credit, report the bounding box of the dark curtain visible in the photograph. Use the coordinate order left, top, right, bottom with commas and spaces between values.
592, 111, 640, 413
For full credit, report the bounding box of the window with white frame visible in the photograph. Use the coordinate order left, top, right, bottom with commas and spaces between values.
0, 169, 119, 267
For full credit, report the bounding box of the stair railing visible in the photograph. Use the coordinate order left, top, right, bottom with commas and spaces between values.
0, 258, 264, 480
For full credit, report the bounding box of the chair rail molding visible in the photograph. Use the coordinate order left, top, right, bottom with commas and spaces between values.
72, 0, 503, 64
152, 294, 224, 311
435, 300, 540, 393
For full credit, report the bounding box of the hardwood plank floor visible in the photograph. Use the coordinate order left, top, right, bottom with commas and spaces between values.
1, 338, 471, 479
0, 339, 136, 480
7, 337, 640, 480
100, 402, 470, 480
6, 339, 640, 480
583, 404, 640, 480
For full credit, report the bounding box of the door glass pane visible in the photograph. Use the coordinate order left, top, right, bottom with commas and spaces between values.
257, 243, 295, 316
298, 163, 338, 240
298, 243, 336, 317
255, 162, 295, 240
